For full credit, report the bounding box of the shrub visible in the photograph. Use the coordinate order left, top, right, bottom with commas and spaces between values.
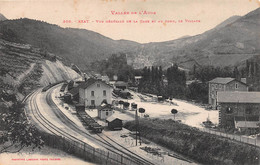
124, 119, 259, 165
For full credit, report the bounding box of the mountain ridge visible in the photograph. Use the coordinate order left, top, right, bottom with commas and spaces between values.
0, 8, 259, 71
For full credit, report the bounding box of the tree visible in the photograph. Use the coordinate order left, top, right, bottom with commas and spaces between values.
123, 102, 130, 109
0, 101, 44, 153
193, 64, 197, 77
233, 66, 239, 80
171, 109, 178, 120
138, 108, 145, 113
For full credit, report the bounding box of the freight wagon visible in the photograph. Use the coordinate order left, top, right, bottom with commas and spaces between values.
75, 104, 103, 133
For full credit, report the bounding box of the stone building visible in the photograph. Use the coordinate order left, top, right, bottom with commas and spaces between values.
208, 77, 248, 109
217, 91, 260, 132
79, 78, 113, 108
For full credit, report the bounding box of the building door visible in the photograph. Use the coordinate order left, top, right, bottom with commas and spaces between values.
91, 100, 95, 106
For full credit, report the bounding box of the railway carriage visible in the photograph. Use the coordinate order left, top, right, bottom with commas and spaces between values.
75, 104, 103, 133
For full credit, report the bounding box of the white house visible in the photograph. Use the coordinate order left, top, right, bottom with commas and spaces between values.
79, 78, 113, 107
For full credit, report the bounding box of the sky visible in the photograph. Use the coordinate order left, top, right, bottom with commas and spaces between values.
0, 0, 259, 43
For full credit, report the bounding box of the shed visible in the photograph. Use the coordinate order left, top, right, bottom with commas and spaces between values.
98, 103, 113, 120
157, 96, 164, 102
106, 116, 123, 130
114, 81, 128, 90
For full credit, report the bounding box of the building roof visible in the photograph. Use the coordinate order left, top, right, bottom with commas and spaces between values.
78, 78, 112, 89
218, 91, 260, 103
68, 81, 86, 96
241, 78, 247, 84
106, 116, 122, 122
68, 86, 80, 96
98, 103, 112, 110
186, 79, 202, 86
114, 81, 128, 87
209, 77, 235, 84
235, 116, 259, 121
209, 77, 248, 86
235, 121, 259, 128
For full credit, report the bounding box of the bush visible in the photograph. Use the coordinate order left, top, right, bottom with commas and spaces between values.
124, 118, 259, 165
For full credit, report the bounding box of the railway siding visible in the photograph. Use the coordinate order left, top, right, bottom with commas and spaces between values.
25, 85, 154, 165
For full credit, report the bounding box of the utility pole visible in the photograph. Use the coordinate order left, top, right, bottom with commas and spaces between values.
135, 108, 138, 146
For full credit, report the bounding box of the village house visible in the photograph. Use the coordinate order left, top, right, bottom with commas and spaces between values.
217, 91, 260, 132
79, 78, 113, 108
98, 103, 113, 120
186, 79, 202, 87
134, 76, 142, 85
208, 77, 248, 109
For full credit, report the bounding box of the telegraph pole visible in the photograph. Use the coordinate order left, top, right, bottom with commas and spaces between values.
135, 108, 138, 146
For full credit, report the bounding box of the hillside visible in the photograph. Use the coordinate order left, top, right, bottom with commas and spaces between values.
0, 38, 80, 96
0, 8, 259, 71
0, 18, 139, 71
130, 8, 260, 70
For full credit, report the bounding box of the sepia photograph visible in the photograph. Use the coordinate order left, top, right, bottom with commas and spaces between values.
0, 0, 259, 164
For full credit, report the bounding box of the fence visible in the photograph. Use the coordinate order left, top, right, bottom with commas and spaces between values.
199, 128, 259, 147
39, 130, 144, 165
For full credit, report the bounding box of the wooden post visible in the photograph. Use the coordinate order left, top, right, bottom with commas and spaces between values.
135, 109, 138, 146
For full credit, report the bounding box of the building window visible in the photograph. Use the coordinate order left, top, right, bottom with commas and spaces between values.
245, 107, 252, 115
246, 108, 252, 115
91, 91, 94, 96
91, 100, 95, 106
235, 83, 238, 89
106, 111, 109, 116
226, 107, 233, 114
97, 83, 100, 87
103, 90, 106, 96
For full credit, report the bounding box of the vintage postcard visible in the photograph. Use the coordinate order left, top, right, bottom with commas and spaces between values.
0, 0, 259, 165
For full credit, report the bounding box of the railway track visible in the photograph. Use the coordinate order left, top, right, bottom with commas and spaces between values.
28, 90, 84, 143
45, 86, 155, 165
27, 85, 155, 165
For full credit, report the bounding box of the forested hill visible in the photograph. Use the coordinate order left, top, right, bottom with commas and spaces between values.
129, 8, 260, 70
0, 18, 139, 70
0, 8, 259, 72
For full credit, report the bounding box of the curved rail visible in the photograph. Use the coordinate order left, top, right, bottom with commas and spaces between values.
28, 86, 154, 165
45, 86, 155, 165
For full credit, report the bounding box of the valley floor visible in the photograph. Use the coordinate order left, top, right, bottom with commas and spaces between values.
113, 90, 219, 128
